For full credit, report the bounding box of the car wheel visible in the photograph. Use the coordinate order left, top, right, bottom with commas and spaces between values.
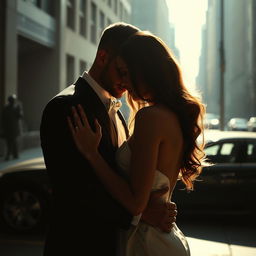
0, 186, 48, 233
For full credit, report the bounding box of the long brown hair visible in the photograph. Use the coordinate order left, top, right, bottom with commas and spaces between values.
119, 32, 206, 190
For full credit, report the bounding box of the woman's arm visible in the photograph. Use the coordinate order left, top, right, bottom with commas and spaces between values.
68, 104, 161, 216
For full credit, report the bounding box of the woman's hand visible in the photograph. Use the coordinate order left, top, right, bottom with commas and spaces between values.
67, 104, 102, 160
141, 187, 177, 232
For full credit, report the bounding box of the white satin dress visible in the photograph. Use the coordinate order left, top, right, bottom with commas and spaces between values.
116, 141, 190, 256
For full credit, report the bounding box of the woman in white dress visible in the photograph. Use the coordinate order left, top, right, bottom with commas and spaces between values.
67, 31, 206, 256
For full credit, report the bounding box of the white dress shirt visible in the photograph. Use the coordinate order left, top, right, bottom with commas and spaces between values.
81, 72, 126, 147
81, 72, 141, 225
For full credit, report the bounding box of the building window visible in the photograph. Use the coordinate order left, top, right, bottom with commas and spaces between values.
79, 0, 87, 37
35, 0, 41, 8
44, 0, 55, 16
99, 11, 105, 38
80, 60, 87, 74
90, 2, 97, 44
26, 0, 41, 7
67, 0, 75, 30
66, 54, 75, 86
26, 0, 55, 16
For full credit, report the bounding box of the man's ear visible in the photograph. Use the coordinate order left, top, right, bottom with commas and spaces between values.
96, 49, 108, 67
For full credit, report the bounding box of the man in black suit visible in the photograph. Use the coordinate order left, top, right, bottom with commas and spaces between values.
40, 22, 177, 256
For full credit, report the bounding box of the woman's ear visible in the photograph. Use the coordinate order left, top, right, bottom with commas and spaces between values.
96, 49, 108, 67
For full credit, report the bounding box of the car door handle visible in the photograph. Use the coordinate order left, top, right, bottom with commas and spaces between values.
220, 172, 236, 178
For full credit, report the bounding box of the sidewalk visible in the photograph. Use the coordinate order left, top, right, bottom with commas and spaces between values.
0, 146, 43, 170
0, 130, 41, 169
181, 221, 256, 256
188, 237, 256, 256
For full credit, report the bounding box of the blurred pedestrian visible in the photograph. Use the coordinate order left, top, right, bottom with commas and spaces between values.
2, 94, 23, 160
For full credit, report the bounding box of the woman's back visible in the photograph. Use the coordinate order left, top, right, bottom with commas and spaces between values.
129, 105, 184, 196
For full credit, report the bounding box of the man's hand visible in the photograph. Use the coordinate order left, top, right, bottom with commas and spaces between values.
141, 187, 177, 233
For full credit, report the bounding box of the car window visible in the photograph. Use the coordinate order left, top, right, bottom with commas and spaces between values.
204, 144, 219, 156
246, 142, 256, 163
205, 142, 239, 163
219, 142, 238, 163
248, 144, 254, 154
220, 143, 233, 155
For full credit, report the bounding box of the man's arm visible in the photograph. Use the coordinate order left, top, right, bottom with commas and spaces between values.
41, 98, 133, 229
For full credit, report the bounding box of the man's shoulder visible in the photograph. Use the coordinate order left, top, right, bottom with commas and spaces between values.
55, 84, 75, 98
44, 85, 76, 109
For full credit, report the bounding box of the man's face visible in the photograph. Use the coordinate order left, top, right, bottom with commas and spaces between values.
99, 56, 128, 99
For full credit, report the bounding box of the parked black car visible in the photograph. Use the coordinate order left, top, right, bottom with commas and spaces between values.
173, 130, 256, 217
1, 130, 256, 233
0, 157, 51, 233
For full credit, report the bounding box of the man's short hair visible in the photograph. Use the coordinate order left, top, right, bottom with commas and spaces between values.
98, 22, 140, 55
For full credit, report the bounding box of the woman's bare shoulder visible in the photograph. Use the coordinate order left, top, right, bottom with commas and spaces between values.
134, 105, 181, 136
135, 105, 178, 123
131, 105, 183, 155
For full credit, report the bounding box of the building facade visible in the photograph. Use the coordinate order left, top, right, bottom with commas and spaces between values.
197, 0, 256, 125
130, 0, 179, 59
1, 0, 131, 133
0, 1, 6, 113
196, 0, 221, 116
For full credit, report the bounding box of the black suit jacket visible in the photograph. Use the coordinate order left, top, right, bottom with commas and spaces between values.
40, 77, 132, 255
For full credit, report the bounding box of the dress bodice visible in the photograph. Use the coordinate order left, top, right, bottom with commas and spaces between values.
115, 141, 170, 192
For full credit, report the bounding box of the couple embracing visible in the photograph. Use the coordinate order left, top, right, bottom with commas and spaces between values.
40, 22, 205, 256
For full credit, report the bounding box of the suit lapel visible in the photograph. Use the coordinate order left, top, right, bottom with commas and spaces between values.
117, 110, 130, 139
74, 77, 118, 149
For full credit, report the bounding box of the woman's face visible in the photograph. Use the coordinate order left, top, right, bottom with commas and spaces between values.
115, 56, 150, 102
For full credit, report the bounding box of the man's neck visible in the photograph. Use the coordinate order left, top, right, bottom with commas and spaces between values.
88, 66, 102, 89
82, 70, 114, 106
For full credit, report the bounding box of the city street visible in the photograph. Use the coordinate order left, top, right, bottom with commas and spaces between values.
0, 218, 255, 256
0, 148, 256, 256
1, 0, 256, 255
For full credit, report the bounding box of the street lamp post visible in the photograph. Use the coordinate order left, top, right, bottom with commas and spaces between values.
219, 0, 225, 130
